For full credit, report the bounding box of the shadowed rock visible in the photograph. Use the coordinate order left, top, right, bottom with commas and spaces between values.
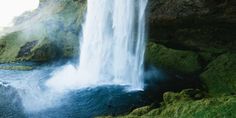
17, 40, 38, 57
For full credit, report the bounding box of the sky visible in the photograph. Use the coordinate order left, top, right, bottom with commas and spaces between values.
0, 0, 39, 29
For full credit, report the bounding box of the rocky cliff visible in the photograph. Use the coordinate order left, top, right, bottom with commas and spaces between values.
146, 0, 236, 95
148, 0, 236, 53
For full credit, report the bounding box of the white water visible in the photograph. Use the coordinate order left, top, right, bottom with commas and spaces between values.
0, 68, 63, 112
46, 0, 148, 92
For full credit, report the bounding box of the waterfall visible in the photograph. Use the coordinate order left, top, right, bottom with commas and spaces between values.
46, 0, 148, 91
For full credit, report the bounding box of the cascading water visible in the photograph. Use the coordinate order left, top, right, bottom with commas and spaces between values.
46, 0, 148, 91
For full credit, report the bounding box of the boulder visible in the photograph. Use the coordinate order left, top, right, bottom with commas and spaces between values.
17, 40, 38, 57
145, 42, 202, 74
200, 53, 236, 96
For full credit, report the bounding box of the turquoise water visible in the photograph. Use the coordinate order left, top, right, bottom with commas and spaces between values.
0, 64, 201, 118
0, 65, 151, 118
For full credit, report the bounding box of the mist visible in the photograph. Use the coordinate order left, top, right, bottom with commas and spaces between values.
0, 0, 39, 29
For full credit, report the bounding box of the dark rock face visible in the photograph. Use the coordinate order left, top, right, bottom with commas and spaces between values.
0, 44, 5, 55
140, 1, 236, 117
17, 40, 38, 57
148, 0, 236, 52
31, 40, 57, 61
147, 0, 236, 94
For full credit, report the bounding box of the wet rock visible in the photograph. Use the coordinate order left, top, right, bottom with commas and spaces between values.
0, 44, 5, 55
148, 0, 236, 53
145, 42, 202, 74
200, 53, 236, 96
17, 40, 38, 57
30, 39, 57, 61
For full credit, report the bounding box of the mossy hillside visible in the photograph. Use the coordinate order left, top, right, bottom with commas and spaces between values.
145, 95, 236, 118
0, 31, 29, 63
0, 0, 87, 63
19, 38, 57, 62
106, 90, 236, 118
128, 44, 236, 118
145, 42, 202, 74
42, 0, 86, 57
59, 0, 86, 58
200, 53, 236, 96
0, 29, 53, 63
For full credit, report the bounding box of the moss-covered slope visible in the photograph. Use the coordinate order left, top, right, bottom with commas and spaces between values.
0, 0, 86, 63
146, 42, 202, 74
200, 53, 236, 96
110, 90, 236, 118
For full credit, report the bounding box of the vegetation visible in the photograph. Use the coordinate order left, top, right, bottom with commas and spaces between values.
145, 42, 202, 74
0, 65, 33, 70
0, 0, 86, 63
200, 53, 236, 96
99, 89, 236, 118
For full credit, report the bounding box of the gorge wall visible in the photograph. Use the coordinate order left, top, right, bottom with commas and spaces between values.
146, 0, 236, 96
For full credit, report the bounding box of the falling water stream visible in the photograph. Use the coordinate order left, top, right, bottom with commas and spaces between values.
46, 0, 148, 91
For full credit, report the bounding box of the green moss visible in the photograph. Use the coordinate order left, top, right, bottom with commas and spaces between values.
0, 31, 28, 63
0, 0, 86, 63
129, 106, 152, 116
0, 25, 51, 62
0, 30, 56, 62
106, 90, 236, 118
146, 95, 236, 118
0, 66, 33, 70
198, 52, 216, 64
145, 42, 202, 74
200, 53, 236, 96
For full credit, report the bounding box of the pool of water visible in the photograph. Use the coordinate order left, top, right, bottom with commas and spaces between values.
0, 63, 202, 118
0, 64, 151, 118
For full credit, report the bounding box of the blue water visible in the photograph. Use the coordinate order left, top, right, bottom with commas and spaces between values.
0, 64, 151, 118
27, 86, 149, 118
0, 63, 201, 118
